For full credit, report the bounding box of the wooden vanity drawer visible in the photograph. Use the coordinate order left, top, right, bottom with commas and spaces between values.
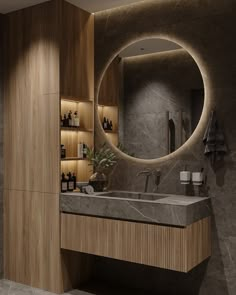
61, 213, 211, 272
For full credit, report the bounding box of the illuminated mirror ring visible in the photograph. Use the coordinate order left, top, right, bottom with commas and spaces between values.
96, 36, 208, 163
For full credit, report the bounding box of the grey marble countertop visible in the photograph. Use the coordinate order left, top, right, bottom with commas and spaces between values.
60, 190, 211, 227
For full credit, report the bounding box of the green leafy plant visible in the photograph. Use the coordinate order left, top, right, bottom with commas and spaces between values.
87, 143, 117, 174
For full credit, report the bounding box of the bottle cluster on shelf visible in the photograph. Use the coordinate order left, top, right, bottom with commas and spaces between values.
102, 117, 113, 131
61, 110, 80, 128
60, 97, 94, 183
61, 142, 88, 159
61, 172, 77, 192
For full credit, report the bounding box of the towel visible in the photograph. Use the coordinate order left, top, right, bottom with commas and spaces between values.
203, 110, 227, 165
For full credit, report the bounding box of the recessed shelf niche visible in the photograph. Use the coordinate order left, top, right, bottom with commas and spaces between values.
98, 105, 119, 146
61, 98, 94, 182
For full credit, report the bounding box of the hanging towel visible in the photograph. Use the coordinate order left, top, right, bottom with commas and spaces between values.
203, 110, 227, 165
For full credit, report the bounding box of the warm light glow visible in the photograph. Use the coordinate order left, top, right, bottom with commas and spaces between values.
96, 35, 210, 164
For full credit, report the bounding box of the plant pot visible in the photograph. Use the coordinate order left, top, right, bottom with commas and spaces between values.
89, 172, 107, 192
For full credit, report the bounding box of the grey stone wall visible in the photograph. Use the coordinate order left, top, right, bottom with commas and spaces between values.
94, 1, 236, 294
121, 49, 203, 159
0, 14, 4, 278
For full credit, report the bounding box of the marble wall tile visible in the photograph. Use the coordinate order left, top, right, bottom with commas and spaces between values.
94, 0, 236, 294
0, 14, 4, 278
120, 49, 203, 159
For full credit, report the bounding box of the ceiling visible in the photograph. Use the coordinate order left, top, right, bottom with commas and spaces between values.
67, 0, 145, 13
0, 0, 145, 14
120, 39, 181, 58
0, 0, 181, 56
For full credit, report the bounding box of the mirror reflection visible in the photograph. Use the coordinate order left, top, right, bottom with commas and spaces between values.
98, 38, 204, 159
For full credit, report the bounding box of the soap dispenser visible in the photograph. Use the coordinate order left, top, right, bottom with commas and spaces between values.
180, 166, 191, 185
192, 168, 204, 186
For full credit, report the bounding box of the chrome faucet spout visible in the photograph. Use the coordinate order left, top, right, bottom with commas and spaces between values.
137, 168, 161, 193
144, 174, 150, 193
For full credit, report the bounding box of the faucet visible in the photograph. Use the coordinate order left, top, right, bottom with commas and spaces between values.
137, 168, 161, 192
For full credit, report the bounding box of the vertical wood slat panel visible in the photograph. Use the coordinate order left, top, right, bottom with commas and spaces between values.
61, 214, 211, 273
4, 0, 60, 194
98, 56, 121, 106
3, 0, 95, 293
187, 217, 211, 270
3, 1, 62, 293
60, 1, 94, 99
4, 190, 63, 293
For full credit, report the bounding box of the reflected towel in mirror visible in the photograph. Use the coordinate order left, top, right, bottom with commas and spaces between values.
203, 110, 227, 165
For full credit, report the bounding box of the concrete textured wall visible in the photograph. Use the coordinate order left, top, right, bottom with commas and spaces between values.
0, 14, 4, 278
94, 1, 236, 294
121, 49, 203, 159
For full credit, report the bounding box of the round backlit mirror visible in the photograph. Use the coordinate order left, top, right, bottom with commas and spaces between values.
98, 38, 204, 159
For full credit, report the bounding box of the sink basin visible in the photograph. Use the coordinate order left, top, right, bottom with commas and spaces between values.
60, 190, 211, 226
96, 191, 166, 201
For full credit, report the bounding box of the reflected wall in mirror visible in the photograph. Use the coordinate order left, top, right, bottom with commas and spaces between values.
98, 38, 204, 159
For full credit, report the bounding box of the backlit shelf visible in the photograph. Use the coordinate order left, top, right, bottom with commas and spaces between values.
104, 129, 118, 134
61, 126, 93, 132
61, 157, 88, 161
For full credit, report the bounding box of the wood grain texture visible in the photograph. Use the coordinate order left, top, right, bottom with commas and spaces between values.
187, 216, 211, 270
61, 131, 93, 158
61, 99, 94, 130
98, 57, 120, 146
99, 56, 121, 106
60, 2, 94, 183
61, 214, 211, 273
98, 105, 119, 146
3, 0, 60, 194
4, 190, 63, 293
98, 105, 118, 132
3, 0, 95, 292
105, 133, 119, 146
60, 1, 94, 99
61, 159, 93, 183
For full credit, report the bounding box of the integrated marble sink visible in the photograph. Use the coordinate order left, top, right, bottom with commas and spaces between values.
60, 190, 211, 227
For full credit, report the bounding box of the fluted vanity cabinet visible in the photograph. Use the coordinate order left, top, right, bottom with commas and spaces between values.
4, 0, 94, 293
61, 214, 211, 273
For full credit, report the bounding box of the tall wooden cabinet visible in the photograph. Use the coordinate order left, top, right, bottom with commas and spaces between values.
60, 0, 94, 183
3, 0, 94, 293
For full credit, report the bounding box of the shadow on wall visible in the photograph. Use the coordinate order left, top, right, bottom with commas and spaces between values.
89, 257, 209, 295
89, 218, 230, 295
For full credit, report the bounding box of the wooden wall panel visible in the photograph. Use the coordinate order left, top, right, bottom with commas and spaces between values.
3, 1, 62, 293
98, 56, 121, 106
61, 214, 211, 273
4, 93, 60, 193
3, 0, 95, 292
4, 1, 60, 194
60, 1, 94, 99
4, 190, 63, 293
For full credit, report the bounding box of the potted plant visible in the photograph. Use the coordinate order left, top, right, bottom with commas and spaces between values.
87, 143, 117, 192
